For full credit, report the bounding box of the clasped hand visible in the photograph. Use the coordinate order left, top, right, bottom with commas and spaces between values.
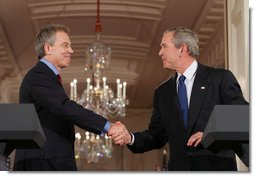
107, 121, 131, 146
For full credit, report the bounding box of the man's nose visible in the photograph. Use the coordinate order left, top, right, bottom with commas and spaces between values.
69, 47, 74, 53
158, 49, 162, 57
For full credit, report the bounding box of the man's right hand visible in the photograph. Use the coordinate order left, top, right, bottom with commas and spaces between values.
108, 121, 132, 145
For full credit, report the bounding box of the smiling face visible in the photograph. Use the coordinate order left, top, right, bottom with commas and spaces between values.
45, 31, 74, 71
158, 32, 182, 70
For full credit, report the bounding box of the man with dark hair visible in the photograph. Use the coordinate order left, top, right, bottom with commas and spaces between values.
13, 24, 126, 171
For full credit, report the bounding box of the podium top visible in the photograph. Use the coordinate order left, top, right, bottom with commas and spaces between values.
0, 104, 46, 149
201, 105, 249, 167
202, 105, 249, 148
203, 105, 249, 138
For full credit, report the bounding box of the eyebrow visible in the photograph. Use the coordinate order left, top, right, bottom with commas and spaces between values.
160, 43, 167, 47
63, 42, 71, 45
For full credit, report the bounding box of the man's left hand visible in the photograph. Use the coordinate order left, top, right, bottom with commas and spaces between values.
187, 131, 203, 147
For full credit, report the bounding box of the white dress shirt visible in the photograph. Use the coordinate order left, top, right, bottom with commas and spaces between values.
129, 60, 198, 145
177, 60, 198, 107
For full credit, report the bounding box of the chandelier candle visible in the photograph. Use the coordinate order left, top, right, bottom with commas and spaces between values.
123, 82, 127, 100
102, 77, 106, 94
116, 79, 120, 98
73, 79, 77, 101
86, 78, 90, 99
70, 82, 74, 100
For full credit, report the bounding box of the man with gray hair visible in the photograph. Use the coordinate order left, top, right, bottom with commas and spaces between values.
13, 24, 126, 171
110, 27, 248, 171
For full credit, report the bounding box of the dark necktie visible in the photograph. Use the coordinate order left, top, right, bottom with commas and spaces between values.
57, 74, 62, 84
178, 75, 188, 128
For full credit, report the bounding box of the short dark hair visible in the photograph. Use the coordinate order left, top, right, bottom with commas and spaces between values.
34, 24, 71, 59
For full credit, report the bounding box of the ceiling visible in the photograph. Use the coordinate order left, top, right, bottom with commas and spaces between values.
0, 0, 225, 109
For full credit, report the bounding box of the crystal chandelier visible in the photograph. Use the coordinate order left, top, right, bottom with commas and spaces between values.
70, 0, 129, 163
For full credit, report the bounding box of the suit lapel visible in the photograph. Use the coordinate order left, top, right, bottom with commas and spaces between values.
36, 61, 62, 86
161, 74, 186, 131
161, 75, 178, 110
187, 64, 208, 136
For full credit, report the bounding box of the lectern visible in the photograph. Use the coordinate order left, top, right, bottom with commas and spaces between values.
201, 105, 249, 167
0, 104, 46, 171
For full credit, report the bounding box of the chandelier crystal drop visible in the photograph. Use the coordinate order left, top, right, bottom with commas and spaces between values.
70, 0, 129, 163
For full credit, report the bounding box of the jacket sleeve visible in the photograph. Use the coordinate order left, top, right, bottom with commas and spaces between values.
27, 72, 107, 135
128, 89, 168, 153
220, 70, 248, 105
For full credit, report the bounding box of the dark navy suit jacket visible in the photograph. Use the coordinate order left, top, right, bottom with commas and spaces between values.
14, 61, 107, 170
128, 63, 248, 171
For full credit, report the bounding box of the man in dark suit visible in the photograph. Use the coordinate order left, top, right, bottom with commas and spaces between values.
109, 27, 248, 171
13, 24, 126, 171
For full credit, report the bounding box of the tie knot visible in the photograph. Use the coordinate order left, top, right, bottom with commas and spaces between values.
57, 74, 62, 83
179, 75, 186, 82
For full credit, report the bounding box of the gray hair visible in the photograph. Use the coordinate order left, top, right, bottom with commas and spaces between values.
164, 27, 199, 58
34, 24, 71, 59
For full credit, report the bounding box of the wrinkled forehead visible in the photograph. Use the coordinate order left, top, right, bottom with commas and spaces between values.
161, 32, 174, 44
55, 31, 71, 44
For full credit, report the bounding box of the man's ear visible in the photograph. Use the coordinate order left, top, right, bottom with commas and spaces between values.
44, 43, 52, 55
181, 43, 188, 52
179, 44, 184, 58
179, 44, 189, 58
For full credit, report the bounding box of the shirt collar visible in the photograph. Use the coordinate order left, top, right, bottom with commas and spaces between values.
40, 58, 59, 75
177, 60, 198, 82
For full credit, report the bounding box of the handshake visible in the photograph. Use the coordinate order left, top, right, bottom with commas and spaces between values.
107, 121, 132, 146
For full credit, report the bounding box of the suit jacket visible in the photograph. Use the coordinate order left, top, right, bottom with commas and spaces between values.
14, 61, 107, 171
128, 63, 248, 171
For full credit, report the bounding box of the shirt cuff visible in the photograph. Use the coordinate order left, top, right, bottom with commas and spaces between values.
128, 133, 135, 145
101, 120, 110, 136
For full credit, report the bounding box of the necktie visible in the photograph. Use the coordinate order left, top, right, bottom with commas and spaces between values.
178, 75, 188, 128
57, 74, 62, 84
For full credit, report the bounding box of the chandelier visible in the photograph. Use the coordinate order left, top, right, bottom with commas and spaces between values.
69, 0, 129, 163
